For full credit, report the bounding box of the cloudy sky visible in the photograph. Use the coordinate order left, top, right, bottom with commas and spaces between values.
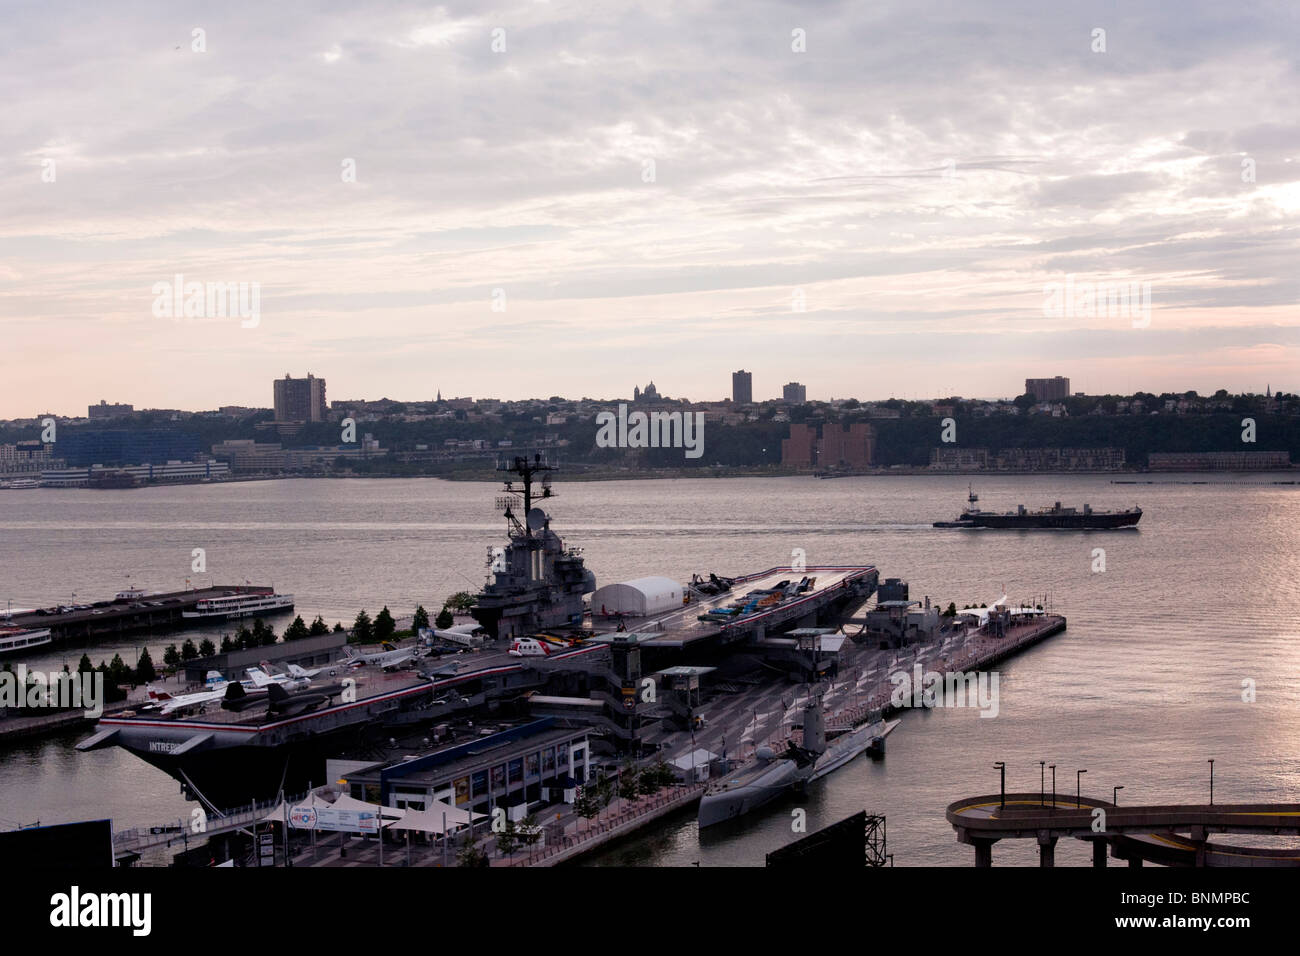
3, 0, 1299, 417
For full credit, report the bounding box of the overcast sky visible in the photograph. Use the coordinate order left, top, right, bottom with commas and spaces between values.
3, 0, 1299, 417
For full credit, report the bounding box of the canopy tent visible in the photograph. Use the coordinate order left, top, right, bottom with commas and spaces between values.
385, 799, 485, 835
328, 793, 407, 825
266, 789, 332, 823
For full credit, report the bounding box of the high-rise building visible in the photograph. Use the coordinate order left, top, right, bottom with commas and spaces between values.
273, 373, 328, 422
732, 369, 753, 404
782, 382, 807, 404
1025, 376, 1070, 401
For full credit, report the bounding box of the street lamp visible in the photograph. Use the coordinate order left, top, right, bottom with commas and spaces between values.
1208, 759, 1214, 806
1049, 764, 1056, 812
1077, 769, 1087, 809
994, 761, 1005, 812
1040, 761, 1045, 806
1113, 785, 1124, 806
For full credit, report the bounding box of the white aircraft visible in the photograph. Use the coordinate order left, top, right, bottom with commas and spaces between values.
285, 663, 326, 680
421, 624, 487, 647
341, 644, 417, 670
507, 637, 552, 658
146, 680, 231, 716
955, 595, 1008, 630
246, 665, 309, 691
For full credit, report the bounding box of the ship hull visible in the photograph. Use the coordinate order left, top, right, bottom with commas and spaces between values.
958, 510, 1141, 529
698, 759, 812, 828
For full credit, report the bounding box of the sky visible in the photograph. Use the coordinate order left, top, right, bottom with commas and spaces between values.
2, 0, 1299, 418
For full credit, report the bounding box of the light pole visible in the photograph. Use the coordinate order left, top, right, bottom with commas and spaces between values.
1040, 761, 1045, 806
1113, 785, 1123, 806
1208, 759, 1214, 805
1049, 764, 1056, 812
1077, 769, 1087, 809
994, 761, 1005, 812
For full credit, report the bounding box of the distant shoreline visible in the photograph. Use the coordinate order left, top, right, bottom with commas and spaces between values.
8, 465, 1297, 489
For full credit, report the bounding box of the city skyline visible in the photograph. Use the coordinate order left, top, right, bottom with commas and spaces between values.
4, 2, 1299, 418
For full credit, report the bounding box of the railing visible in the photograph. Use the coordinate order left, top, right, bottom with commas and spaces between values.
501, 782, 707, 866
113, 788, 316, 853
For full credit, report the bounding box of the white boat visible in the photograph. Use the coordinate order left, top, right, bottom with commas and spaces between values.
1, 478, 41, 489
0, 626, 52, 655
808, 717, 900, 781
181, 592, 294, 620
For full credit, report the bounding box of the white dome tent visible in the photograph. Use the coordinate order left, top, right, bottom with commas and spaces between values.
591, 576, 683, 618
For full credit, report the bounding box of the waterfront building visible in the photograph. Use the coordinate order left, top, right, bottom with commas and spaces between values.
54, 429, 201, 467
781, 422, 875, 469
0, 440, 61, 475
341, 718, 591, 818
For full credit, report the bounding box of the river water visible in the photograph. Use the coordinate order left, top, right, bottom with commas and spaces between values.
2, 475, 1297, 865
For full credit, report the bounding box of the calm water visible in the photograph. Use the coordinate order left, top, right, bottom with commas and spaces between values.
2, 475, 1298, 865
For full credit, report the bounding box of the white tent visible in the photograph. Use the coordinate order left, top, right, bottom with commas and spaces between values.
329, 793, 406, 824
591, 577, 683, 617
386, 799, 485, 835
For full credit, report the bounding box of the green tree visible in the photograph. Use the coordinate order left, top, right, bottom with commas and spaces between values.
445, 592, 477, 612
309, 614, 329, 636
198, 638, 216, 657
284, 615, 310, 641
163, 644, 181, 668
108, 653, 131, 686
374, 606, 396, 642
219, 634, 235, 654
180, 639, 198, 661
617, 763, 640, 802
435, 607, 454, 630
494, 815, 520, 858
77, 654, 93, 674
352, 610, 373, 642
573, 786, 602, 831
517, 813, 542, 854
457, 841, 489, 868
251, 618, 276, 647
332, 622, 345, 633
412, 605, 430, 630
136, 648, 157, 683
234, 625, 254, 650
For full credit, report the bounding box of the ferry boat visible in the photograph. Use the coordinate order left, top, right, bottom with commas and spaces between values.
1, 478, 41, 489
0, 626, 53, 655
181, 591, 294, 620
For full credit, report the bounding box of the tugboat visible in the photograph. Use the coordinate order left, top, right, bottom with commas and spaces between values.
934, 486, 1141, 529
470, 454, 597, 640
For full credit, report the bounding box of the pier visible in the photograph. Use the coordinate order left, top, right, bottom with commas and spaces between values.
947, 792, 1300, 867
4, 584, 282, 645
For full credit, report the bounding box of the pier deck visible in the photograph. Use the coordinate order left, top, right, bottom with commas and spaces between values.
4, 584, 282, 645
591, 566, 877, 649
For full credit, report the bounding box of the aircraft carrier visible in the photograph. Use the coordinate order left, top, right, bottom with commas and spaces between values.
77, 455, 880, 810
